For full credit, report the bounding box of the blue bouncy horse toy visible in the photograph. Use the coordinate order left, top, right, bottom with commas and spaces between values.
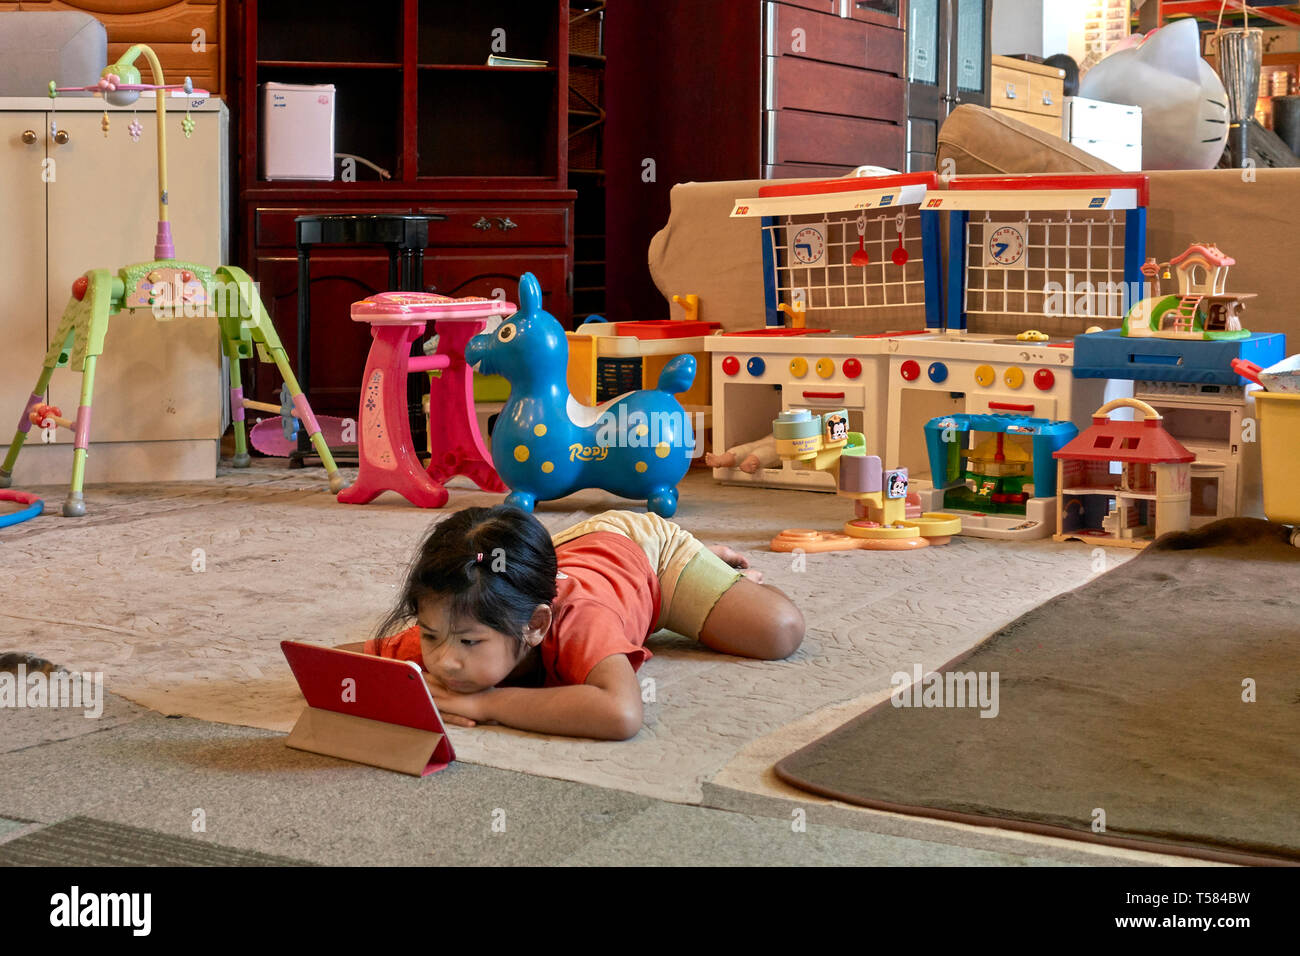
465, 273, 696, 517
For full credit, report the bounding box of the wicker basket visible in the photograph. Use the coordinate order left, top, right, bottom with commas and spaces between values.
570, 9, 603, 56
569, 125, 602, 169
569, 64, 602, 110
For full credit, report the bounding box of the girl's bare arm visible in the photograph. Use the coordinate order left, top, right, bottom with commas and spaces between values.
435, 655, 644, 740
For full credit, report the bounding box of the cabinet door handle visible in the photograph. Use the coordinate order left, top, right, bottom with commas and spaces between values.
54, 130, 70, 145
473, 216, 492, 231
1042, 91, 1053, 106
496, 216, 517, 231
1005, 83, 1017, 99
22, 129, 38, 145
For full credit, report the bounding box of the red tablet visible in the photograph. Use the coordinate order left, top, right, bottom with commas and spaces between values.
281, 640, 456, 776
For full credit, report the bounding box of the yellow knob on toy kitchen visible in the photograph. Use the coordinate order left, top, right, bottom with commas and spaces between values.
815, 357, 835, 378
789, 357, 808, 377
974, 364, 995, 387
1004, 366, 1025, 389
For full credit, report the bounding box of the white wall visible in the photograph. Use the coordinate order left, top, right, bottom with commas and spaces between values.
991, 0, 1076, 58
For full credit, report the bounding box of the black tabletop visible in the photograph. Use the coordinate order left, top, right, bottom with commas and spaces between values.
295, 214, 448, 248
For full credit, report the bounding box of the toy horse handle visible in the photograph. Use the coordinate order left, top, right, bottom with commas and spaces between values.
517, 272, 543, 315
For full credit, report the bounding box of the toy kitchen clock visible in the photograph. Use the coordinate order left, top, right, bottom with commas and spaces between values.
790, 227, 825, 266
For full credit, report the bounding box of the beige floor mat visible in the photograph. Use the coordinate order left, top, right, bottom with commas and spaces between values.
2, 464, 1132, 804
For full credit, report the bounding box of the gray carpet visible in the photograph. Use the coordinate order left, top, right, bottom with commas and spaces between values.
0, 816, 314, 866
0, 695, 1189, 866
774, 519, 1300, 865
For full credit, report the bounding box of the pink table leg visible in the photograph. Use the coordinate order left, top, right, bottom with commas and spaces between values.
337, 321, 450, 508
425, 319, 506, 493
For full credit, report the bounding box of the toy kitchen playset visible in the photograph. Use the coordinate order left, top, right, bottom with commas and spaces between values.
705, 173, 1162, 537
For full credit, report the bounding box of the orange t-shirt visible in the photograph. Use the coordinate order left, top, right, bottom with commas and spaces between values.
363, 531, 660, 686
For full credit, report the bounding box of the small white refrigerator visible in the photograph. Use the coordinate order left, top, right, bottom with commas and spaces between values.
260, 81, 335, 180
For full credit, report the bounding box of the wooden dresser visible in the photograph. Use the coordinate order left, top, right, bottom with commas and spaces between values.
231, 0, 575, 416
989, 54, 1064, 137
0, 0, 226, 96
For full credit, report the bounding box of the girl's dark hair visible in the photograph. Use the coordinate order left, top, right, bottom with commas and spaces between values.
376, 506, 558, 646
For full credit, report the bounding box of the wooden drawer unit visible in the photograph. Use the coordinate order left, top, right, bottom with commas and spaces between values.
776, 0, 903, 28
1028, 73, 1062, 115
765, 2, 904, 75
766, 109, 905, 168
762, 2, 907, 173
11, 0, 227, 96
764, 161, 865, 178
780, 0, 846, 14
766, 57, 904, 122
990, 54, 1064, 137
990, 61, 1031, 110
416, 205, 570, 247
1014, 111, 1066, 136
424, 252, 570, 315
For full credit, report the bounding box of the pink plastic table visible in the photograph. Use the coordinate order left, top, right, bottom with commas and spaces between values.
338, 292, 517, 508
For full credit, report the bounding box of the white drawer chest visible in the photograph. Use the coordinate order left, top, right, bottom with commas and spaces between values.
1062, 95, 1142, 171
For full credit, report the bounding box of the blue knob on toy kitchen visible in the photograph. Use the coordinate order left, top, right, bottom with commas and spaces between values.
464, 273, 696, 517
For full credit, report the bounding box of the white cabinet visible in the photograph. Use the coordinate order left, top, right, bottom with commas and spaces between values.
1063, 95, 1142, 171
0, 113, 48, 442
1, 96, 228, 485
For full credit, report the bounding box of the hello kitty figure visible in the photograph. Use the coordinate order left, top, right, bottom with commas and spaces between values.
1079, 18, 1229, 170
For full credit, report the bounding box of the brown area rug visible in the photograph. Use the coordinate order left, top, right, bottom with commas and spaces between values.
774, 519, 1300, 865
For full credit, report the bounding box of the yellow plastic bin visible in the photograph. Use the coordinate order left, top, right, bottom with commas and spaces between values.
1254, 391, 1300, 523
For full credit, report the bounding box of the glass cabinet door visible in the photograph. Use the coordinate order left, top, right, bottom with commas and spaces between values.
905, 0, 990, 171
954, 0, 986, 95
909, 0, 940, 88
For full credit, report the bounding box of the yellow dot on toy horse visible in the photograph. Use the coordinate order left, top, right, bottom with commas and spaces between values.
635, 424, 649, 438
514, 445, 530, 462
654, 443, 670, 458
533, 424, 547, 437
636, 461, 648, 473
541, 461, 554, 473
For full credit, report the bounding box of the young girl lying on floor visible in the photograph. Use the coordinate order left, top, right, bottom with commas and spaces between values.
343, 506, 804, 741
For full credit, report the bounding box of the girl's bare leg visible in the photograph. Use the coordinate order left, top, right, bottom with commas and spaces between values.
698, 578, 804, 660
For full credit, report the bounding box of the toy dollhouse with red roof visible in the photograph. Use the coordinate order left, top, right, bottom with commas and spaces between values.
1124, 242, 1256, 340
1053, 398, 1196, 549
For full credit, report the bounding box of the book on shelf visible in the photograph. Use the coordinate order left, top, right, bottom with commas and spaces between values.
486, 55, 549, 68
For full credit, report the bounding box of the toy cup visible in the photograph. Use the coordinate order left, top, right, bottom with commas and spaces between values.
773, 409, 822, 461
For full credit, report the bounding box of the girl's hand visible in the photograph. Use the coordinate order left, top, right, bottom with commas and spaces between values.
423, 674, 495, 728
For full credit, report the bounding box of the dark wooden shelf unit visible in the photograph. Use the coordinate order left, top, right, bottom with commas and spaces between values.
232, 0, 576, 416
568, 1, 606, 319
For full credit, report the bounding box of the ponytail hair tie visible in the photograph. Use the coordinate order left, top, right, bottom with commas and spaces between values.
476, 552, 484, 563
